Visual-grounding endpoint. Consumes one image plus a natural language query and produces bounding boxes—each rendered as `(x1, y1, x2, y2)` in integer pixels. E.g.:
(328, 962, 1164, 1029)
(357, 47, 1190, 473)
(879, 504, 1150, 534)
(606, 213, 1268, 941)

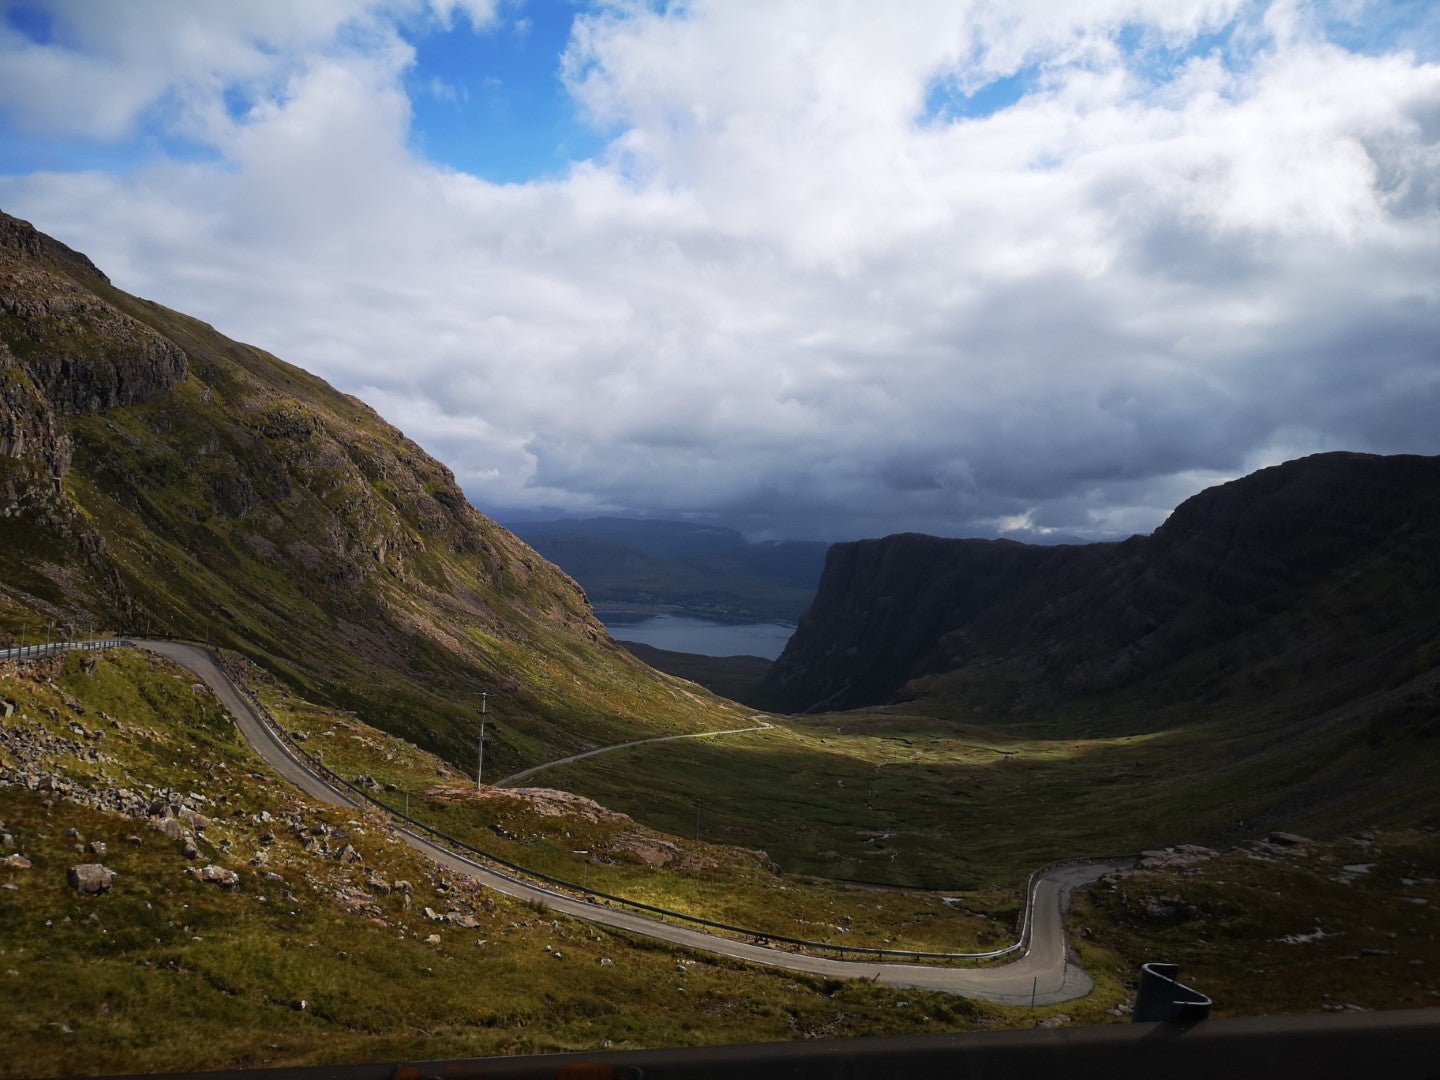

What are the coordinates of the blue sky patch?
(403, 0, 609, 183)
(4, 2, 53, 44)
(1322, 0, 1440, 61)
(923, 69, 1036, 123)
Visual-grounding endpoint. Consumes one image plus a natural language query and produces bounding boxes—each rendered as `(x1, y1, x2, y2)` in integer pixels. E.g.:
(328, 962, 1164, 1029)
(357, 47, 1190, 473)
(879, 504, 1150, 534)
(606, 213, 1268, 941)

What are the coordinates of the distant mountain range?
(506, 517, 828, 623)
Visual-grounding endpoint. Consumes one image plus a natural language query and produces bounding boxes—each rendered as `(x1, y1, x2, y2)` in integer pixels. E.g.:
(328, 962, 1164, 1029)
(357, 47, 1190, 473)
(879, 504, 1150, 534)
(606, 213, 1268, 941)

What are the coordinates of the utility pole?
(477, 693, 491, 790)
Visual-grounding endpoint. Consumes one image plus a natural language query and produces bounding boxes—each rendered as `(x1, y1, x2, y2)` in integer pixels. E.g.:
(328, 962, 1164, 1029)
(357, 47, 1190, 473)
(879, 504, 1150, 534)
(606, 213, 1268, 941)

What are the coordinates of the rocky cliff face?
(758, 453, 1440, 715)
(0, 341, 70, 478)
(0, 246, 187, 414)
(0, 213, 189, 622)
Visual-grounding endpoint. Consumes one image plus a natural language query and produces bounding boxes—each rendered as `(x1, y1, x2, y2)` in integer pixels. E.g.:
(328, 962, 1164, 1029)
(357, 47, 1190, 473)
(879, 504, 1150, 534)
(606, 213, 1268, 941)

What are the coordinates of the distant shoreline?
(594, 603, 798, 629)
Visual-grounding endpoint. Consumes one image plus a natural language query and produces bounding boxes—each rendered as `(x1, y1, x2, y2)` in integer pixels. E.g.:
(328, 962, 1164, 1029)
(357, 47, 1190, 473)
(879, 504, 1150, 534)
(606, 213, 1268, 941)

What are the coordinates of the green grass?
(528, 691, 1440, 893)
(248, 664, 1018, 955)
(1069, 831, 1440, 1016)
(2, 648, 1058, 1077)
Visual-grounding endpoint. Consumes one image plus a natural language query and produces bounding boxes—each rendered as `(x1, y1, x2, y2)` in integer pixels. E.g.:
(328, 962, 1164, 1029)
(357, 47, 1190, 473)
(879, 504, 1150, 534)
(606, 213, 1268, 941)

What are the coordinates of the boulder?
(193, 865, 240, 888)
(151, 817, 185, 841)
(68, 863, 116, 894)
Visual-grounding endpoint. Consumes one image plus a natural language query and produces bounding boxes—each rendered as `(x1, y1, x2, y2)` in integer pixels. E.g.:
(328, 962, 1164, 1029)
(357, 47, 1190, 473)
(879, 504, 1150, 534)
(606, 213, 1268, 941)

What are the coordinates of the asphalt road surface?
(133, 639, 1127, 1004)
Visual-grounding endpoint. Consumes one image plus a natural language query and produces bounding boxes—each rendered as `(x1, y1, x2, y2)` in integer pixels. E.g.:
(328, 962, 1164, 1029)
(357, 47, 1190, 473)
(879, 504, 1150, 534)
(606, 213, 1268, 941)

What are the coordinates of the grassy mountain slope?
(0, 209, 746, 777)
(618, 642, 773, 703)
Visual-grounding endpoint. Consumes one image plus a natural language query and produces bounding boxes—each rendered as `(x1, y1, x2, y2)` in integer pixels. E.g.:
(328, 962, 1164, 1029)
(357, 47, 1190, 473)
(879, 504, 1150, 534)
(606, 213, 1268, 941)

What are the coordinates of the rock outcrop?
(0, 212, 110, 285)
(1, 216, 187, 415)
(68, 863, 116, 894)
(0, 341, 71, 478)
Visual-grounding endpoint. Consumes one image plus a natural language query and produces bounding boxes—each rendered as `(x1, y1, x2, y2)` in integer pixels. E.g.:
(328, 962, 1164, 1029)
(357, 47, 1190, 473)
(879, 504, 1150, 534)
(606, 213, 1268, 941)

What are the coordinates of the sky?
(1, 0, 1438, 542)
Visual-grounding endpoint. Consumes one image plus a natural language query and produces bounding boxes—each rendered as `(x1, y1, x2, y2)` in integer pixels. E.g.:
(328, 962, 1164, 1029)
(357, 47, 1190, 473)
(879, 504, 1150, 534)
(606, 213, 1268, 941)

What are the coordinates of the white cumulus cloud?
(1, 0, 1436, 540)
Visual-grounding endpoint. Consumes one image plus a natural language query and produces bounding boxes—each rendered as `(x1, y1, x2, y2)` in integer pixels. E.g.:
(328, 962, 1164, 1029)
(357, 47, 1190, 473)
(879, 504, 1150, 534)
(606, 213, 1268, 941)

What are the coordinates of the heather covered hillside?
(0, 211, 744, 777)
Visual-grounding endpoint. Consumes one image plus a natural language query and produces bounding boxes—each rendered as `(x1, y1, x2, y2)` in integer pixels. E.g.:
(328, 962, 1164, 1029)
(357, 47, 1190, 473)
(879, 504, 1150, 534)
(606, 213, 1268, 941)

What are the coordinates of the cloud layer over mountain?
(3, 0, 1437, 540)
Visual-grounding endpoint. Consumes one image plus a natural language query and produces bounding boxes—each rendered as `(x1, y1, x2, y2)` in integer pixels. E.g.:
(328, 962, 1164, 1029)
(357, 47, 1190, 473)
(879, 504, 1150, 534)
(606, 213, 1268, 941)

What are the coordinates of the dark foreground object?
(105, 1008, 1440, 1080)
(1132, 961, 1212, 1023)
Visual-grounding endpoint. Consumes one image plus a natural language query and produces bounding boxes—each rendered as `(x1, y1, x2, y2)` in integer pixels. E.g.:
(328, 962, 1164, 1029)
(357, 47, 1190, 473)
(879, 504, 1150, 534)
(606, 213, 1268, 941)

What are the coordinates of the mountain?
(0, 210, 746, 776)
(757, 452, 1440, 720)
(509, 518, 828, 623)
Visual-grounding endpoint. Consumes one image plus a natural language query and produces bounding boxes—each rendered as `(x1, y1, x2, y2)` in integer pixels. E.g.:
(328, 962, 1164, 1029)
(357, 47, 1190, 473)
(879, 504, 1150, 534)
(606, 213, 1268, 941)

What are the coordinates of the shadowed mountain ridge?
(758, 452, 1440, 718)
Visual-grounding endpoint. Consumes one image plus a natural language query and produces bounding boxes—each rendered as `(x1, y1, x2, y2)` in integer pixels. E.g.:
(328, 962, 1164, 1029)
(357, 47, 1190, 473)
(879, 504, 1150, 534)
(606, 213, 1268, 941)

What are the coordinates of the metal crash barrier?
(0, 638, 134, 662)
(1133, 962, 1212, 1023)
(100, 1008, 1440, 1080)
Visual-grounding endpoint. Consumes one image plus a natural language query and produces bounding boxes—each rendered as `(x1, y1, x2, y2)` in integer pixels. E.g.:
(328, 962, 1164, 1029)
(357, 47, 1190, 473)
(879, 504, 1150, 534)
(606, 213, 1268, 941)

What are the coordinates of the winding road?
(120, 641, 1126, 1004)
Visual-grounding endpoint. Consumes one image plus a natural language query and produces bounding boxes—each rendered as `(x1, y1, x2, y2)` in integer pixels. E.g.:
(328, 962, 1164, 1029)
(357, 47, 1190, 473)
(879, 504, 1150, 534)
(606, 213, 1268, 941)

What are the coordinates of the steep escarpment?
(759, 453, 1440, 717)
(0, 216, 186, 419)
(0, 210, 740, 775)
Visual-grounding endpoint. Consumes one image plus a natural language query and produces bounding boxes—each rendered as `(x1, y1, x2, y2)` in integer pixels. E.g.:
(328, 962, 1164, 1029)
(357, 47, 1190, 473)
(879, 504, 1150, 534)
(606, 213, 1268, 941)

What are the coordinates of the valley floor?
(3, 645, 1435, 1077)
